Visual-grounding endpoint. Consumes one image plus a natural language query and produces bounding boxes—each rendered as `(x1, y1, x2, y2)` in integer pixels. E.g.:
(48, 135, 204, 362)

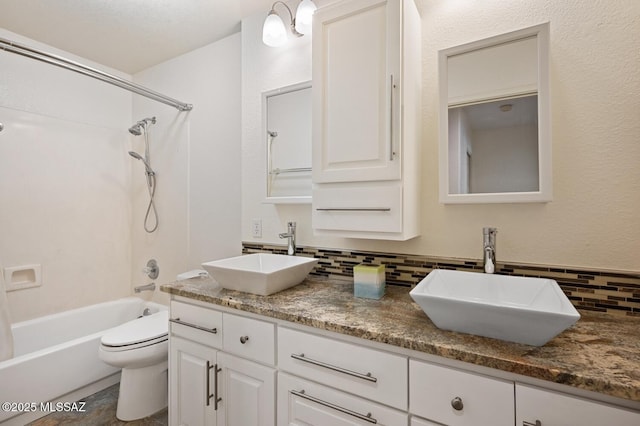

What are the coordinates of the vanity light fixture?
(262, 0, 317, 47)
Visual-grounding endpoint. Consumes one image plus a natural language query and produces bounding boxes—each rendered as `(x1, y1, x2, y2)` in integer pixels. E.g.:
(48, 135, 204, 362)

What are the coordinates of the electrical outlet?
(251, 219, 262, 238)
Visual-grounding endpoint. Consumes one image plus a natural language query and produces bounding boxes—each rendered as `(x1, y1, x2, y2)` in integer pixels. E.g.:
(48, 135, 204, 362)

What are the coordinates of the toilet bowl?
(99, 309, 169, 421)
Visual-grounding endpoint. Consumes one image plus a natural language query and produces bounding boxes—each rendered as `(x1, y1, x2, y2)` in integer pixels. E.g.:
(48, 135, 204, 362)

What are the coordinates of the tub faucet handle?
(142, 259, 159, 279)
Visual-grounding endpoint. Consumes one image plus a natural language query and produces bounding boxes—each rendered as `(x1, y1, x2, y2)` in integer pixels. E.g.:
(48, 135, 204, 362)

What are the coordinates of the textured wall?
(242, 0, 640, 272)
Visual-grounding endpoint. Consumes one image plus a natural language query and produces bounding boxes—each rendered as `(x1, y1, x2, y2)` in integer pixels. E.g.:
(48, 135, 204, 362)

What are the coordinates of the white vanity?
(162, 277, 640, 426)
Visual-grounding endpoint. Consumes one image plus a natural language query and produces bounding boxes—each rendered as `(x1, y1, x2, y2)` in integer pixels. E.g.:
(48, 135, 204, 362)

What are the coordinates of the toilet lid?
(101, 310, 168, 347)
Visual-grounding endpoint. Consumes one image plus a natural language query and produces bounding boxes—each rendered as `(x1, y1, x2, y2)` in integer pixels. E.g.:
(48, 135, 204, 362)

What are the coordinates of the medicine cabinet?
(263, 81, 312, 204)
(438, 23, 552, 204)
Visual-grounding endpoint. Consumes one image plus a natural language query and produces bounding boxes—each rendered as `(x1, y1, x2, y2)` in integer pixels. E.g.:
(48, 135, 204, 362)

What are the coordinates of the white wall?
(242, 0, 640, 273)
(0, 29, 133, 322)
(133, 33, 242, 304)
(241, 7, 316, 245)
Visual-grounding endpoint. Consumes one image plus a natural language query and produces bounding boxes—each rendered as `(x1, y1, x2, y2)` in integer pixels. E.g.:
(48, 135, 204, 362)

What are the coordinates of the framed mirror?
(438, 23, 551, 203)
(262, 81, 312, 204)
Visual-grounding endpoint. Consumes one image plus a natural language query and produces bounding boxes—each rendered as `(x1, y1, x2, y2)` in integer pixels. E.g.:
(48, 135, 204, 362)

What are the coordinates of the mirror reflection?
(448, 95, 539, 194)
(263, 82, 312, 203)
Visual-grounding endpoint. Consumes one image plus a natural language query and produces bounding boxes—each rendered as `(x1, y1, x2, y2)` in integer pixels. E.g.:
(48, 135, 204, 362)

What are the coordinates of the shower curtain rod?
(0, 37, 193, 112)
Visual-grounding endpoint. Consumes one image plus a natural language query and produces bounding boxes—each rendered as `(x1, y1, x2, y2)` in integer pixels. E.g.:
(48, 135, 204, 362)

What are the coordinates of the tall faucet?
(483, 227, 497, 274)
(279, 221, 297, 255)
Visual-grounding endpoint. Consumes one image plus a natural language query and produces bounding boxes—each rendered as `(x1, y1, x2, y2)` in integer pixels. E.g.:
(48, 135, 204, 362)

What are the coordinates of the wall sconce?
(262, 0, 317, 47)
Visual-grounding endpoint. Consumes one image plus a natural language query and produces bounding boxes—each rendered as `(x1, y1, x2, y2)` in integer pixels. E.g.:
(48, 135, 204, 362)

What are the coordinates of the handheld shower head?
(128, 151, 154, 174)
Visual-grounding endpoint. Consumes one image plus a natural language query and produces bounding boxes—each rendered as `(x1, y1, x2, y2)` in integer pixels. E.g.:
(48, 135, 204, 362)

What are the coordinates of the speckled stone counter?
(161, 276, 640, 404)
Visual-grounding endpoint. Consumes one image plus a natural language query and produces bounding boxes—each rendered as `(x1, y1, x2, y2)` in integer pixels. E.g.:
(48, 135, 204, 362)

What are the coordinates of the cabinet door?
(410, 359, 514, 426)
(217, 352, 276, 426)
(516, 384, 640, 426)
(312, 0, 402, 183)
(169, 336, 218, 426)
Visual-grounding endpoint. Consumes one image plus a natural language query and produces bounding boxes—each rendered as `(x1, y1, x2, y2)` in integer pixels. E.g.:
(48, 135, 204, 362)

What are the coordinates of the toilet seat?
(101, 310, 168, 352)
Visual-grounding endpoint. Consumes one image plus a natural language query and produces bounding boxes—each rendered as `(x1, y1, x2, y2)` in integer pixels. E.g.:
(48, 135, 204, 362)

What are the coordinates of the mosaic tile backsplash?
(242, 242, 640, 317)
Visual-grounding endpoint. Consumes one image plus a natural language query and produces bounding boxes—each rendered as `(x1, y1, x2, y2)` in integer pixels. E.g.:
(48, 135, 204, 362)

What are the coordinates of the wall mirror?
(438, 23, 551, 204)
(262, 81, 312, 204)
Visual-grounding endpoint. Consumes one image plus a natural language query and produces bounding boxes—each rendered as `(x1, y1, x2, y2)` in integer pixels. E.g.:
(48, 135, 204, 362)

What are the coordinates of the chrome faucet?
(483, 227, 497, 274)
(279, 221, 297, 255)
(134, 283, 156, 293)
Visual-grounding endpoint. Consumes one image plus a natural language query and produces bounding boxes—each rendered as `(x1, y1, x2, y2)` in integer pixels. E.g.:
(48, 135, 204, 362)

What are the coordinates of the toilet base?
(115, 360, 168, 421)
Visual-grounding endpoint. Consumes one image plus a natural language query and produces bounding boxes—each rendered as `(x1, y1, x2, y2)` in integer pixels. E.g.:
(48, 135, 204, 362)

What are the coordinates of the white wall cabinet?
(516, 383, 640, 426)
(311, 0, 421, 240)
(168, 297, 639, 426)
(168, 301, 276, 426)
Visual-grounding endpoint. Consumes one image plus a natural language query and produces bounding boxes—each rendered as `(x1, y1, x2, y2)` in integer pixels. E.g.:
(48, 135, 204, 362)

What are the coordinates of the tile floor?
(28, 384, 168, 426)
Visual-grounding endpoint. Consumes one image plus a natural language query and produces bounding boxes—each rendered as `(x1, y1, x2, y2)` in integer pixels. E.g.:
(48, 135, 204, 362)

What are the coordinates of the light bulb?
(262, 11, 287, 47)
(295, 0, 317, 35)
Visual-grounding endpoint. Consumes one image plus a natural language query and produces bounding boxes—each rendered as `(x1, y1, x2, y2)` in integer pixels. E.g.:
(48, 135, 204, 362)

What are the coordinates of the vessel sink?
(409, 269, 580, 346)
(202, 253, 318, 296)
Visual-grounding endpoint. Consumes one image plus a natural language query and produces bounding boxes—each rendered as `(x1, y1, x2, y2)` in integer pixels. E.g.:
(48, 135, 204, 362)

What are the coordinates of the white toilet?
(99, 309, 169, 421)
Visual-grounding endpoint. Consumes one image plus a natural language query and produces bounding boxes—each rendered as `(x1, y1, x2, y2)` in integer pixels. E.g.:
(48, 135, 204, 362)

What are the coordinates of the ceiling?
(0, 0, 276, 74)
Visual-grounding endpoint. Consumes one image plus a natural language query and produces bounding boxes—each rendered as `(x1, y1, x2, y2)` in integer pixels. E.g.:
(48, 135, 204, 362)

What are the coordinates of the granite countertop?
(161, 276, 640, 404)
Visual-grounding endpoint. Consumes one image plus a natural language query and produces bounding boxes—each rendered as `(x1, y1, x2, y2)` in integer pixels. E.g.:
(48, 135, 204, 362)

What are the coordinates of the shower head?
(128, 116, 157, 136)
(128, 151, 154, 174)
(128, 124, 143, 136)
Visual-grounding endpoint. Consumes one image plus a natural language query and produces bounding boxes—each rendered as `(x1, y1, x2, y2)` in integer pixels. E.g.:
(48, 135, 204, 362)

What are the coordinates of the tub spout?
(134, 283, 156, 293)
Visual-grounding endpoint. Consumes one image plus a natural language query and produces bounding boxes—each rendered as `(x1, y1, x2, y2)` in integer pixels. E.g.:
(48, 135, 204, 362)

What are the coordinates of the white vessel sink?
(202, 253, 318, 296)
(409, 269, 580, 346)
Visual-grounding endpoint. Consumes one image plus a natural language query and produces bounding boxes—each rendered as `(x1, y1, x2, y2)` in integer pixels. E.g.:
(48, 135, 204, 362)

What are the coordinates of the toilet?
(99, 309, 169, 421)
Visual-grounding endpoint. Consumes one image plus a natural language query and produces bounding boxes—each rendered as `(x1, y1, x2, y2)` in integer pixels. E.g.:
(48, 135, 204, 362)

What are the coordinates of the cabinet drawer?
(223, 313, 275, 365)
(278, 372, 407, 426)
(169, 301, 222, 349)
(278, 327, 408, 410)
(516, 383, 640, 426)
(312, 182, 402, 233)
(410, 359, 514, 426)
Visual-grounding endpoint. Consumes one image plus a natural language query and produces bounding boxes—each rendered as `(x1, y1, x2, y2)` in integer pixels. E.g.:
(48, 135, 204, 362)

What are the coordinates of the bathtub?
(0, 297, 167, 424)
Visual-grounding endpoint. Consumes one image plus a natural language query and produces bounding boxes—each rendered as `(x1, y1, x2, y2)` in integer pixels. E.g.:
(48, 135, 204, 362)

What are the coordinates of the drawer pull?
(316, 208, 391, 212)
(523, 421, 542, 426)
(170, 317, 217, 334)
(291, 353, 378, 383)
(240, 335, 250, 344)
(291, 389, 377, 424)
(451, 396, 464, 411)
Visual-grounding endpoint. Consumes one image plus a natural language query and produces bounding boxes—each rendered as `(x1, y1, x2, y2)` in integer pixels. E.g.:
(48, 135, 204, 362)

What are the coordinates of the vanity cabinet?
(167, 295, 640, 426)
(168, 301, 276, 426)
(311, 0, 421, 240)
(516, 383, 640, 426)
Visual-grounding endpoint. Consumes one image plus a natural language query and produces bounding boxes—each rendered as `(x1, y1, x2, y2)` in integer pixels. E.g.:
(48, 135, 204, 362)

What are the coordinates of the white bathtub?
(0, 297, 167, 424)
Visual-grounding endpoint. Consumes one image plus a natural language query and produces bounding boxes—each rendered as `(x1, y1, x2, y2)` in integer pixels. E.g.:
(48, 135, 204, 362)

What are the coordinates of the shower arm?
(0, 37, 193, 112)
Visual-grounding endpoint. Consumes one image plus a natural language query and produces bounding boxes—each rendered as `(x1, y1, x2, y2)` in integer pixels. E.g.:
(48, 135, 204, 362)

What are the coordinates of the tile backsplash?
(243, 242, 640, 317)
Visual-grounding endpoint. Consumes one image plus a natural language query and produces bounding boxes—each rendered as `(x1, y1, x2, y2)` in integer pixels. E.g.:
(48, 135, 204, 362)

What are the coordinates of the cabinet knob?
(451, 396, 464, 411)
(240, 335, 249, 344)
(523, 421, 542, 426)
